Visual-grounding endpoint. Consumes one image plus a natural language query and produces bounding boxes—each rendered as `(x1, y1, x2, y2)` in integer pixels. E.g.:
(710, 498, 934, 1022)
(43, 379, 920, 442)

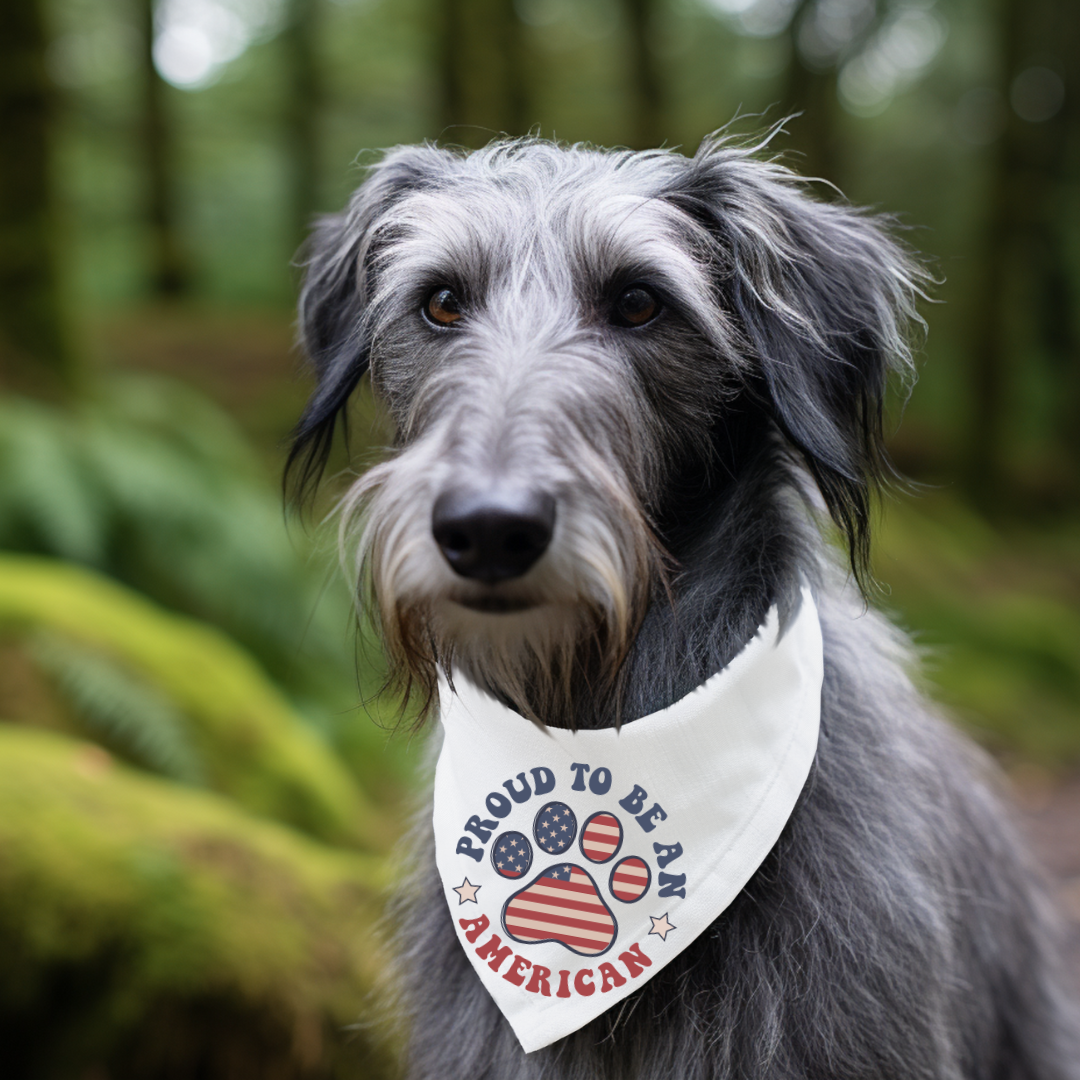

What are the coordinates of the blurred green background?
(0, 0, 1077, 1075)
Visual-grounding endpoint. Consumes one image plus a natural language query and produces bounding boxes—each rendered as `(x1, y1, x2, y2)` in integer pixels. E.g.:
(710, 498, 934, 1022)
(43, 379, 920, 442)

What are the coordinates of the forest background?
(0, 0, 1078, 1076)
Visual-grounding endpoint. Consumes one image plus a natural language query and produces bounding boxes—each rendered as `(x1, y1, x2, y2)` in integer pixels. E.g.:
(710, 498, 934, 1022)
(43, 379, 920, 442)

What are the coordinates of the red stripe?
(508, 891, 610, 918)
(506, 891, 613, 921)
(524, 888, 609, 916)
(612, 870, 647, 884)
(504, 907, 614, 937)
(504, 922, 613, 952)
(587, 815, 618, 830)
(539, 876, 598, 896)
(583, 836, 617, 851)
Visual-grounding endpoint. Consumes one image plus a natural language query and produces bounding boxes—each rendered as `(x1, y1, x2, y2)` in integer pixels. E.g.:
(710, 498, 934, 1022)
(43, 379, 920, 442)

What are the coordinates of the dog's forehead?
(380, 150, 705, 284)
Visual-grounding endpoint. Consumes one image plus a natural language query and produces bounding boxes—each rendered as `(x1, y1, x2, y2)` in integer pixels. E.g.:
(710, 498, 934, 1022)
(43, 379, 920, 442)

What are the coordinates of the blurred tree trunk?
(497, 0, 528, 137)
(1036, 2, 1080, 494)
(0, 0, 73, 397)
(780, 0, 842, 189)
(965, 0, 1021, 512)
(624, 0, 664, 149)
(137, 0, 190, 297)
(437, 0, 529, 146)
(284, 0, 321, 253)
(963, 0, 1080, 511)
(780, 51, 840, 189)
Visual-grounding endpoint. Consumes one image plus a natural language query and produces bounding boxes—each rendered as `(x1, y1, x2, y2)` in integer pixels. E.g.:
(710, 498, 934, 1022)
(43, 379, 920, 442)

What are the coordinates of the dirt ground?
(1017, 775, 1080, 978)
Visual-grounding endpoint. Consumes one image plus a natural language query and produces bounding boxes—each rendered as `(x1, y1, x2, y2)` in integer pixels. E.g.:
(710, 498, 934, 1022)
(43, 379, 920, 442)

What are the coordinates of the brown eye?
(426, 288, 463, 326)
(613, 286, 659, 327)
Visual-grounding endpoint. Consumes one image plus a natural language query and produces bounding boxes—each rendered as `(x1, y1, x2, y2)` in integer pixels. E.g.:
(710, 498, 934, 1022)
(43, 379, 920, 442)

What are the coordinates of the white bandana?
(432, 588, 822, 1053)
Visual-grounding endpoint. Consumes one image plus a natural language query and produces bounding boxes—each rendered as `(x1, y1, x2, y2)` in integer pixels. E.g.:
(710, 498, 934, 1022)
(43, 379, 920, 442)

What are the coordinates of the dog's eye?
(425, 288, 463, 327)
(613, 287, 659, 327)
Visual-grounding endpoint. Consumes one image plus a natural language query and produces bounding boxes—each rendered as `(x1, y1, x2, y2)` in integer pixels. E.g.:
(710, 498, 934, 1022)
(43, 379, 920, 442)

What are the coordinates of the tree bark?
(283, 0, 321, 253)
(965, 0, 1022, 511)
(780, 0, 841, 189)
(0, 0, 72, 397)
(437, 0, 529, 147)
(624, 0, 664, 150)
(1036, 0, 1080, 492)
(137, 0, 190, 297)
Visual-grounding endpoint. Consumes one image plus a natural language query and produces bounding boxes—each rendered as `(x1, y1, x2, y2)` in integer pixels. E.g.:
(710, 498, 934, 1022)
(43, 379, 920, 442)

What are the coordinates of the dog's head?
(288, 134, 925, 725)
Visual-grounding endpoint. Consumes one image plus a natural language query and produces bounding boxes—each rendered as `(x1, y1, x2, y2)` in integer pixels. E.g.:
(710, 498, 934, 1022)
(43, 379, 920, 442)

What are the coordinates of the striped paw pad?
(491, 831, 532, 879)
(579, 811, 623, 863)
(533, 801, 577, 855)
(609, 856, 651, 902)
(503, 863, 617, 956)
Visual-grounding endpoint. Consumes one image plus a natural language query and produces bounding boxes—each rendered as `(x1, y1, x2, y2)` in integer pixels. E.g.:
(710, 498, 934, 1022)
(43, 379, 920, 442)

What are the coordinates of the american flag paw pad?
(502, 863, 618, 955)
(610, 856, 651, 902)
(579, 811, 623, 863)
(491, 831, 533, 879)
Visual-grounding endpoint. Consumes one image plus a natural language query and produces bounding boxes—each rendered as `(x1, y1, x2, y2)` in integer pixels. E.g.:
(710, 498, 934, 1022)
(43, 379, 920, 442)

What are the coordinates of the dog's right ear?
(286, 145, 448, 504)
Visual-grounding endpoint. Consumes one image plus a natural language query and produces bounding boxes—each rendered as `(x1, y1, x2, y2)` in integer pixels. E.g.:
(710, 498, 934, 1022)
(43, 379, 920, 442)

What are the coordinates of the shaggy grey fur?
(289, 133, 1080, 1079)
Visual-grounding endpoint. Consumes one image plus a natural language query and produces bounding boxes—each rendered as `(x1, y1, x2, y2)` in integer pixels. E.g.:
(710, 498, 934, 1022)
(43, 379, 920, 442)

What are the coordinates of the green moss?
(0, 555, 390, 848)
(0, 725, 397, 1079)
(874, 494, 1080, 767)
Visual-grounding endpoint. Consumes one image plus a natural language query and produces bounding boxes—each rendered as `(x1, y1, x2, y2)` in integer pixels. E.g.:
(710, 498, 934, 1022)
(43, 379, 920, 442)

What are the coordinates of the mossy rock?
(0, 555, 389, 848)
(0, 725, 398, 1079)
(873, 495, 1080, 766)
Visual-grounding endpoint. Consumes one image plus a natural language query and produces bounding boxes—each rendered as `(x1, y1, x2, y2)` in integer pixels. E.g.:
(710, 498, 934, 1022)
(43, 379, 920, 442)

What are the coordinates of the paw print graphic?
(493, 803, 652, 956)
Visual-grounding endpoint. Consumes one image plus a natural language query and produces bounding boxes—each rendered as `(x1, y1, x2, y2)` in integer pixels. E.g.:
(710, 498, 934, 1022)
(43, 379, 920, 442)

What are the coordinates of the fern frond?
(29, 631, 205, 785)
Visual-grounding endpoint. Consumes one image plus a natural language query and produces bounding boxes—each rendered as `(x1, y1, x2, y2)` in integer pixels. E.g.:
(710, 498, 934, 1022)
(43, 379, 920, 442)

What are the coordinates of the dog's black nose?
(432, 488, 556, 583)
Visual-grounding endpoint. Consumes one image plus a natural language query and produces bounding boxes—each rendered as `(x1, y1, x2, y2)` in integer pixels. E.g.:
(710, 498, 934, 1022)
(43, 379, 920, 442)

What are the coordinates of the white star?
(453, 878, 481, 905)
(648, 913, 676, 941)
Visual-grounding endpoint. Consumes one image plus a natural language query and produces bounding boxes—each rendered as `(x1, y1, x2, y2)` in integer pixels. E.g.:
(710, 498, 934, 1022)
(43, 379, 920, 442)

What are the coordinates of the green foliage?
(0, 724, 396, 1079)
(0, 553, 389, 848)
(0, 374, 408, 786)
(30, 630, 206, 784)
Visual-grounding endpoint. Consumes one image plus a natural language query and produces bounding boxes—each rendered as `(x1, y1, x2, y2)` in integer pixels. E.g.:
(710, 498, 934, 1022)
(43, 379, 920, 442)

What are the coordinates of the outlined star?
(453, 877, 481, 905)
(648, 913, 676, 941)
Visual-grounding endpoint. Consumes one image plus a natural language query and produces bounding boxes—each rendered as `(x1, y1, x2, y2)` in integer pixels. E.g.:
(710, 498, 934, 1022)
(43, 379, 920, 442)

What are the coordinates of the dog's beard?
(340, 447, 663, 730)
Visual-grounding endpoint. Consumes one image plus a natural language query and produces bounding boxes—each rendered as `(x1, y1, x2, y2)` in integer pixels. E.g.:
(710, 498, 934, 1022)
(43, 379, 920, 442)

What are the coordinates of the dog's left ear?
(286, 144, 451, 503)
(673, 139, 927, 587)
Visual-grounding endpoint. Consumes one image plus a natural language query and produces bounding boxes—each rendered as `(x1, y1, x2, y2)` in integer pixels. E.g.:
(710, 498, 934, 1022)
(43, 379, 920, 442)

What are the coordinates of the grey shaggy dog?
(288, 133, 1080, 1079)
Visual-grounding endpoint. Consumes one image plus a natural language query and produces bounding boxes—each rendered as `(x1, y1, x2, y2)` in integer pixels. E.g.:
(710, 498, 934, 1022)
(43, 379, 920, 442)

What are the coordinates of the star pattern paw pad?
(492, 831, 532, 879)
(533, 802, 577, 854)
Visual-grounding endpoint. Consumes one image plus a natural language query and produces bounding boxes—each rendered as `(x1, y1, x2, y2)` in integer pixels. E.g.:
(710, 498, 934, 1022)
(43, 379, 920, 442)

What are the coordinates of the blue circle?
(533, 801, 578, 855)
(491, 832, 532, 879)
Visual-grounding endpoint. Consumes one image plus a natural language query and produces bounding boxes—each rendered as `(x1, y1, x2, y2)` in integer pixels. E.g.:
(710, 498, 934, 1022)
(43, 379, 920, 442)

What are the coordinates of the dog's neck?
(555, 410, 815, 730)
